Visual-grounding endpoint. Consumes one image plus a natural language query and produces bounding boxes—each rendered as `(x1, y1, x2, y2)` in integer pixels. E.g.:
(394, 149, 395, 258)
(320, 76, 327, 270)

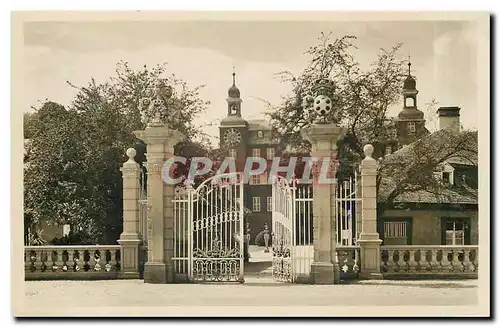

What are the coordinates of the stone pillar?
(301, 123, 345, 284)
(357, 144, 383, 279)
(118, 148, 142, 279)
(134, 122, 184, 283)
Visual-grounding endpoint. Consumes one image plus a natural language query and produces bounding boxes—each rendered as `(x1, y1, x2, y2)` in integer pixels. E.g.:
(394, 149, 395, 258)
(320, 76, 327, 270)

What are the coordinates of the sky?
(23, 20, 479, 144)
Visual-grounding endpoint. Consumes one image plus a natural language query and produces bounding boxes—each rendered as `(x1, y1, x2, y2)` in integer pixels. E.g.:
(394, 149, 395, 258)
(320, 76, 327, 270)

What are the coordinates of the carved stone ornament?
(121, 148, 140, 177)
(139, 80, 175, 127)
(301, 78, 339, 124)
(363, 144, 374, 159)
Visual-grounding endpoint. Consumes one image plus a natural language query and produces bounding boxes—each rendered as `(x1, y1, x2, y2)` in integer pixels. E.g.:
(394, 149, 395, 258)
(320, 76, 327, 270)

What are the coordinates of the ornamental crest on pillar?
(139, 80, 175, 127)
(301, 77, 339, 124)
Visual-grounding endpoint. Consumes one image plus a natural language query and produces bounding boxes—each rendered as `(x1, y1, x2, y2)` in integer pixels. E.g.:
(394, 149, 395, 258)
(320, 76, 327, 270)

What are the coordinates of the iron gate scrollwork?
(189, 173, 245, 283)
(272, 175, 296, 283)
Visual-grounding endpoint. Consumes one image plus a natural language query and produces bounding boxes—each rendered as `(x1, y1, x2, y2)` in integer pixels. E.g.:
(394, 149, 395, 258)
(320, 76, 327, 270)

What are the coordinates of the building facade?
(377, 64, 478, 246)
(218, 72, 279, 244)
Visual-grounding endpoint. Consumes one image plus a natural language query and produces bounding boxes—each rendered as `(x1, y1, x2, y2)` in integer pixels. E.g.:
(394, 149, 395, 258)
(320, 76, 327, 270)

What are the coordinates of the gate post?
(357, 144, 383, 279)
(134, 121, 184, 284)
(118, 148, 142, 279)
(301, 123, 345, 284)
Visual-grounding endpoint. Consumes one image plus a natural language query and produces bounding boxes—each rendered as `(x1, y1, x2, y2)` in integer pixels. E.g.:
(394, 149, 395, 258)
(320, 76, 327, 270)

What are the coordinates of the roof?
(247, 119, 272, 131)
(220, 115, 247, 127)
(403, 74, 416, 90)
(388, 188, 477, 205)
(378, 128, 478, 205)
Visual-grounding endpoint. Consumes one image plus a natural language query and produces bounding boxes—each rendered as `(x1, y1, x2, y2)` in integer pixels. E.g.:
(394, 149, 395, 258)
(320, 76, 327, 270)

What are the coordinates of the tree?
(24, 62, 210, 244)
(377, 128, 478, 213)
(267, 32, 407, 181)
(24, 102, 94, 240)
(267, 32, 478, 211)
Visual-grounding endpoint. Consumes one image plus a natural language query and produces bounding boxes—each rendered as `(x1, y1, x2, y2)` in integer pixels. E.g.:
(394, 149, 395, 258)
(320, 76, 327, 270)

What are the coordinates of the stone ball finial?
(363, 144, 374, 159)
(126, 148, 137, 161)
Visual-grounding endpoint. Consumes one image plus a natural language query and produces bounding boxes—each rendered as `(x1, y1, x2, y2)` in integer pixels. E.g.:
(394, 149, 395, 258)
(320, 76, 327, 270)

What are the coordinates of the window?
(267, 148, 275, 160)
(442, 219, 470, 245)
(252, 197, 261, 212)
(405, 97, 415, 107)
(408, 122, 416, 133)
(384, 221, 407, 239)
(442, 172, 451, 184)
(228, 149, 237, 158)
(252, 148, 261, 157)
(251, 174, 261, 185)
(257, 131, 263, 138)
(267, 197, 272, 212)
(385, 145, 392, 156)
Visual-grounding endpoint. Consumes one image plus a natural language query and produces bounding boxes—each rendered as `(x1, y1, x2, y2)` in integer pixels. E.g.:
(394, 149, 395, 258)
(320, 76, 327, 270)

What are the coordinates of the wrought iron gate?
(271, 175, 296, 283)
(173, 173, 245, 283)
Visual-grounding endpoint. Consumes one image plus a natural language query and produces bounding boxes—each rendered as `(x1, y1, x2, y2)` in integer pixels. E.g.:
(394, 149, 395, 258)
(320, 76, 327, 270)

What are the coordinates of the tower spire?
(232, 66, 236, 86)
(407, 55, 412, 76)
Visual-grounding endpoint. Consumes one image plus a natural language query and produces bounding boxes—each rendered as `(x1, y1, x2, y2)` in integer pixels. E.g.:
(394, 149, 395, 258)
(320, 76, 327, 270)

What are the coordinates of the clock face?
(224, 128, 242, 147)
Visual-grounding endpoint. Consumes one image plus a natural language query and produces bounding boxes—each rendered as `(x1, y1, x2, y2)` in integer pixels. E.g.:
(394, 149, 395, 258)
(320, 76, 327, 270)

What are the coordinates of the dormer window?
(442, 172, 450, 183)
(408, 122, 416, 133)
(442, 171, 454, 185)
(257, 131, 263, 138)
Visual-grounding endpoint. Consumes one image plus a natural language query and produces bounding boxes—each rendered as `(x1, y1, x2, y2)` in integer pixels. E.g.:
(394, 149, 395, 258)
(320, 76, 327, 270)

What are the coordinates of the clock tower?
(219, 70, 248, 172)
(396, 59, 428, 148)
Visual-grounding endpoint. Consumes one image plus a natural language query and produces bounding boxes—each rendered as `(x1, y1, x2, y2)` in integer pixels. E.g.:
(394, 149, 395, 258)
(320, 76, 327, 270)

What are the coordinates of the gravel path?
(22, 278, 478, 309)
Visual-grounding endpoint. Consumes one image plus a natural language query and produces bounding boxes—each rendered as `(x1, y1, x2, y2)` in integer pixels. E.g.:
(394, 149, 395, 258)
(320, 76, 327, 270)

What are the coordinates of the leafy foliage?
(267, 33, 407, 181)
(24, 62, 209, 244)
(378, 128, 478, 209)
(268, 32, 478, 209)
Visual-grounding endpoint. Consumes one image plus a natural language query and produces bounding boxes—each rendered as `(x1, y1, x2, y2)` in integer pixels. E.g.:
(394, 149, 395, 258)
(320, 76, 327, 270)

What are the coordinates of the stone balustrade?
(25, 245, 121, 280)
(381, 245, 478, 279)
(337, 246, 360, 280)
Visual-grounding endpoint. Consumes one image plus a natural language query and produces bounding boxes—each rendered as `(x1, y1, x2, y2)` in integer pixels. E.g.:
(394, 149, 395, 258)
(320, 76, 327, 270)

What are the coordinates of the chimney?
(437, 107, 461, 133)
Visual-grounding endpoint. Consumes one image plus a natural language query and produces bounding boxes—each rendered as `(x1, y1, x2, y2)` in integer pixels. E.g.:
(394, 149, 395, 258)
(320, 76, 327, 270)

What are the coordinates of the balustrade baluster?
(472, 249, 478, 272)
(104, 250, 112, 272)
(61, 250, 69, 272)
(462, 249, 473, 272)
(115, 249, 122, 271)
(407, 250, 418, 273)
(71, 250, 80, 272)
(386, 250, 397, 272)
(93, 250, 102, 272)
(40, 250, 48, 272)
(345, 249, 353, 274)
(52, 249, 64, 272)
(83, 250, 91, 271)
(33, 250, 39, 272)
(25, 250, 31, 271)
(451, 250, 463, 272)
(401, 250, 410, 272)
(380, 249, 388, 273)
(352, 248, 360, 273)
(440, 250, 452, 273)
(429, 249, 440, 273)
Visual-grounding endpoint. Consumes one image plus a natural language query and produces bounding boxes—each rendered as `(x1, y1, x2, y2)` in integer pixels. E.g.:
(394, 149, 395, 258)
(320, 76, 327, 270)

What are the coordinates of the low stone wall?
(25, 245, 121, 280)
(380, 245, 478, 279)
(24, 244, 478, 281)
